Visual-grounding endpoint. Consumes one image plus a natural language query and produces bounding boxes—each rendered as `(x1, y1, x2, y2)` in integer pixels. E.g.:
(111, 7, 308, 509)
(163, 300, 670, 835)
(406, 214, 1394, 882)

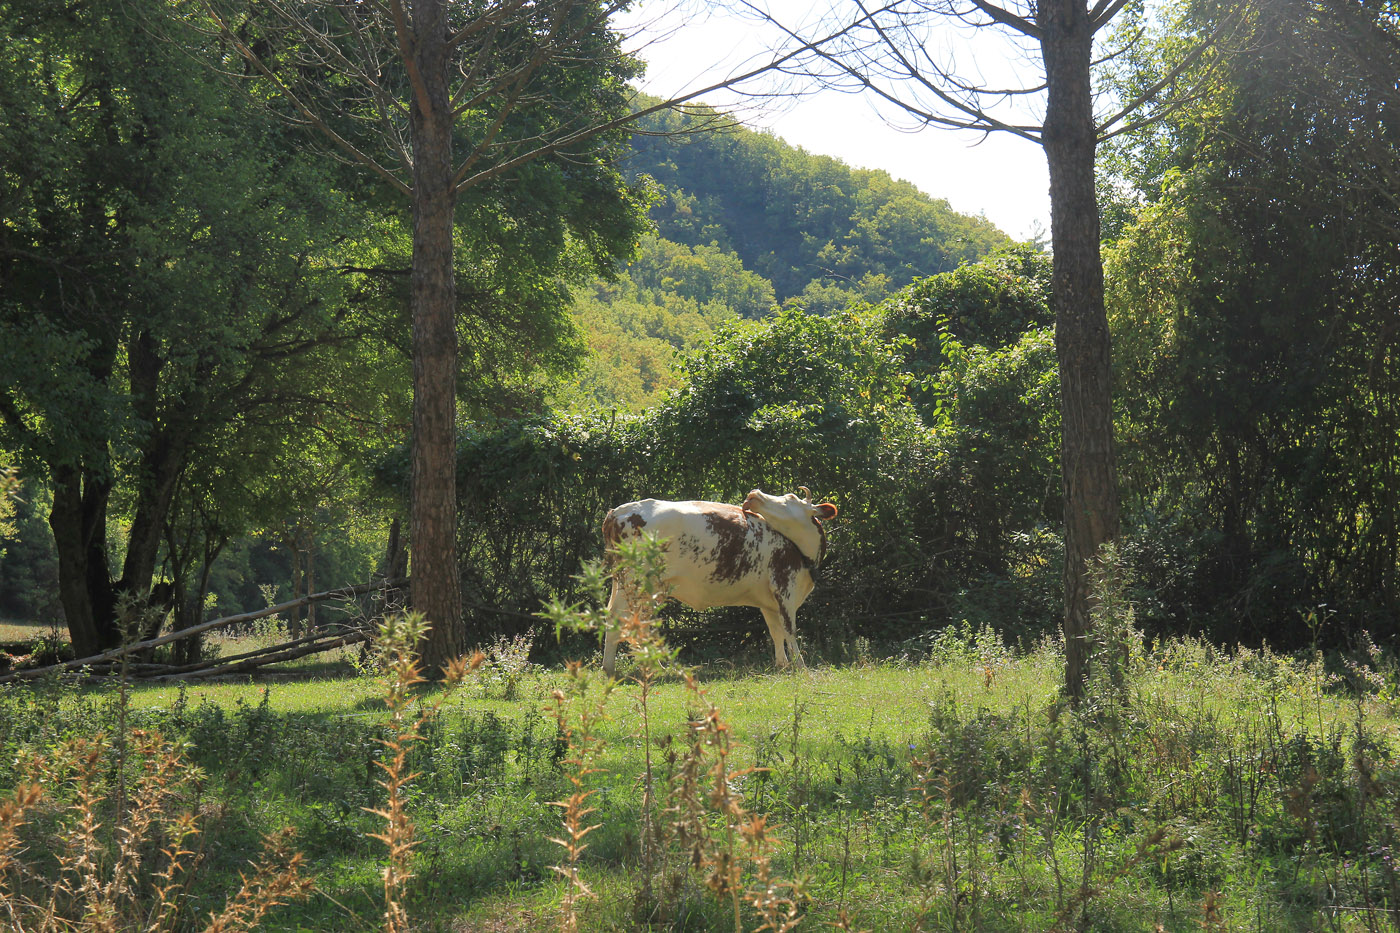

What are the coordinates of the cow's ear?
(816, 503, 838, 521)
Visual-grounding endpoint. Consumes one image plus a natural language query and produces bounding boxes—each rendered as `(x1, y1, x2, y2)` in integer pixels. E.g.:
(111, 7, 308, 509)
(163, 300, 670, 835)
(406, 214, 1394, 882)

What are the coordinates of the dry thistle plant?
(542, 534, 807, 933)
(1198, 888, 1226, 931)
(546, 661, 616, 933)
(670, 672, 805, 933)
(202, 828, 314, 933)
(829, 909, 872, 932)
(367, 611, 482, 933)
(595, 534, 678, 916)
(0, 729, 310, 933)
(907, 749, 961, 931)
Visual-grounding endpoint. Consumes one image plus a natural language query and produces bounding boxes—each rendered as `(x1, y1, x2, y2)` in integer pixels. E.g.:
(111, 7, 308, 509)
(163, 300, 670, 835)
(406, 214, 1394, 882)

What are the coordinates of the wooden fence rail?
(0, 577, 407, 685)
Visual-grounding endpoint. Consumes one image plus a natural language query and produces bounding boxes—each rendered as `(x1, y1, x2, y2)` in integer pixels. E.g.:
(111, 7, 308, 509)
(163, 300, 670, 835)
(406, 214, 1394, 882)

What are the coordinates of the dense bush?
(450, 281, 1064, 655)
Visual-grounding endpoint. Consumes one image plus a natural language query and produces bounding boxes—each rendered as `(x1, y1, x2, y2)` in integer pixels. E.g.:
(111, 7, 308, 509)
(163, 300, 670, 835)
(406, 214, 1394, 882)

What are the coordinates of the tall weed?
(542, 532, 807, 932)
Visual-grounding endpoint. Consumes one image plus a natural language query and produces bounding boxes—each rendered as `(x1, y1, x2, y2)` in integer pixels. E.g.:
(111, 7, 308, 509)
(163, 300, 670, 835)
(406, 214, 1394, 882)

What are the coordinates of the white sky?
(615, 2, 1052, 242)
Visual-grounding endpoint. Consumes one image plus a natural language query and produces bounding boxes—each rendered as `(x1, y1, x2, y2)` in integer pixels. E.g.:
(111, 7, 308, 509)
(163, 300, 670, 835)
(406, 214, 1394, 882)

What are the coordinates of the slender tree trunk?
(118, 330, 173, 611)
(118, 440, 185, 621)
(384, 517, 408, 580)
(409, 0, 464, 671)
(286, 527, 305, 638)
(174, 535, 224, 666)
(305, 532, 317, 631)
(1041, 0, 1120, 702)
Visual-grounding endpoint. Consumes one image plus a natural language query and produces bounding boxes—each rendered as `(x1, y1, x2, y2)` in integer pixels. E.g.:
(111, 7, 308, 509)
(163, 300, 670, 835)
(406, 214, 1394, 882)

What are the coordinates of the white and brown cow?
(600, 487, 838, 674)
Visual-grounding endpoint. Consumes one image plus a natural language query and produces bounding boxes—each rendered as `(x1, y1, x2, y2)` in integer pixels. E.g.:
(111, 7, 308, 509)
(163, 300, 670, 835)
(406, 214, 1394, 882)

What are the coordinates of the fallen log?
(147, 630, 369, 682)
(0, 577, 405, 685)
(57, 629, 368, 681)
(151, 626, 366, 676)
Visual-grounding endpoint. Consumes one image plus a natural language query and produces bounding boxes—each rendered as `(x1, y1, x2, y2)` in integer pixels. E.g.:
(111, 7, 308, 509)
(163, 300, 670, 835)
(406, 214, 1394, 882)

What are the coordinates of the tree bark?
(1041, 0, 1120, 701)
(408, 0, 465, 672)
(305, 531, 317, 632)
(48, 463, 117, 657)
(286, 526, 305, 638)
(118, 441, 185, 630)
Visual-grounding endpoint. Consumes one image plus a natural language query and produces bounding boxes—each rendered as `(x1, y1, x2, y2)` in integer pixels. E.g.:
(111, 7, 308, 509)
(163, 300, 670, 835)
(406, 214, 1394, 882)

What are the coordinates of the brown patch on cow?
(704, 508, 757, 583)
(602, 511, 623, 549)
(769, 539, 808, 599)
(603, 510, 647, 548)
(603, 510, 649, 573)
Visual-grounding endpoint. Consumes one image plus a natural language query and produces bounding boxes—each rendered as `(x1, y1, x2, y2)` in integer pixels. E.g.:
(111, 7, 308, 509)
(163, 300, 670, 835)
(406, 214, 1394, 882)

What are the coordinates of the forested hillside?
(564, 103, 1012, 409)
(627, 103, 1008, 301)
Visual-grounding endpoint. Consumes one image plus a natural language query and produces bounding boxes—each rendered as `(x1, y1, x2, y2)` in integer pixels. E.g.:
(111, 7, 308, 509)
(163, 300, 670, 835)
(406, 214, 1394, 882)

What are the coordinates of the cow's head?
(742, 487, 838, 565)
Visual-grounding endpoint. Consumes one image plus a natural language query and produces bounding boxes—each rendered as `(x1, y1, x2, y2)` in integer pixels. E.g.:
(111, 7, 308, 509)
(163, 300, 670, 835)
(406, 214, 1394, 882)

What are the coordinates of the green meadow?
(3, 621, 1397, 933)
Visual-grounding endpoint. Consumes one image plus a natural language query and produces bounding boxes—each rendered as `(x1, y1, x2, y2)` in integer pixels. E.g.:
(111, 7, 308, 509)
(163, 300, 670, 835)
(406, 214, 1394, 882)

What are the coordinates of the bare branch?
(967, 0, 1042, 39)
(758, 0, 1045, 141)
(452, 2, 899, 191)
(388, 0, 434, 122)
(203, 2, 411, 196)
(1095, 9, 1233, 139)
(447, 0, 529, 48)
(450, 1, 592, 186)
(1088, 0, 1134, 34)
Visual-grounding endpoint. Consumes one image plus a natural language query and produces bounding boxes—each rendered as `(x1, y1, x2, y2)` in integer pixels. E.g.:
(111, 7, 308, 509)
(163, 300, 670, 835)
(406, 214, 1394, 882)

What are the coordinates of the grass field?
(0, 617, 64, 646)
(1, 615, 1397, 932)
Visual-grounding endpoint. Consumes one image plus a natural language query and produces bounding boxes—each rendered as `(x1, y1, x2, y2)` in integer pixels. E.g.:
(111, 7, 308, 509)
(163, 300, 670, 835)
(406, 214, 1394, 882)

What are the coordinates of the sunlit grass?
(2, 625, 1396, 931)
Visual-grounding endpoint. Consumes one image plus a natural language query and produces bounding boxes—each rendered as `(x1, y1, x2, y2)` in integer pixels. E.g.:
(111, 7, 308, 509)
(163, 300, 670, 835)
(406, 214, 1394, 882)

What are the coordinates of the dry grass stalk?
(670, 672, 805, 933)
(544, 537, 807, 932)
(829, 909, 871, 932)
(200, 828, 313, 933)
(547, 660, 615, 933)
(602, 535, 676, 917)
(0, 729, 311, 932)
(1197, 889, 1225, 931)
(366, 611, 480, 933)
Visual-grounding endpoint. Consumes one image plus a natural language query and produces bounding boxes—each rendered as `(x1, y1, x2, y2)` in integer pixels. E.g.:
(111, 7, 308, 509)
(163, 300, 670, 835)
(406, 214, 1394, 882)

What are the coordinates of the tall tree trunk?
(49, 463, 117, 656)
(409, 0, 464, 672)
(1041, 0, 1120, 702)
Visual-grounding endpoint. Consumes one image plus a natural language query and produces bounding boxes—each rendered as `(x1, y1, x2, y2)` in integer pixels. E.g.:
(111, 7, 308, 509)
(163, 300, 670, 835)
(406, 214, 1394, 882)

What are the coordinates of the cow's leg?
(603, 576, 627, 676)
(786, 631, 806, 670)
(760, 607, 791, 669)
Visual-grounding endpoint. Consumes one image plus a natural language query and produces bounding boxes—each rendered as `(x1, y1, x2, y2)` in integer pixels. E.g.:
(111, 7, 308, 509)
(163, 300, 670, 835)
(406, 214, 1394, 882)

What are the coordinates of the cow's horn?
(798, 485, 811, 503)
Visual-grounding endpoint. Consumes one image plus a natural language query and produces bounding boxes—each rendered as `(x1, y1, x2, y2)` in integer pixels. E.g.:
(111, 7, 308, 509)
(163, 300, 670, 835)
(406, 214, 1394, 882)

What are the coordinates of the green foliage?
(628, 103, 1011, 301)
(882, 245, 1053, 422)
(653, 306, 918, 497)
(443, 411, 658, 642)
(563, 235, 777, 410)
(0, 463, 18, 561)
(885, 245, 1051, 357)
(0, 0, 414, 651)
(1101, 0, 1400, 644)
(626, 235, 778, 320)
(433, 291, 1065, 651)
(0, 478, 60, 624)
(0, 0, 655, 645)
